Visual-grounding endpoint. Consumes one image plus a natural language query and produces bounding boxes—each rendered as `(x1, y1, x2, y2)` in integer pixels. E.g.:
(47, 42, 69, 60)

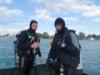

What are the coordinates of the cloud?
(34, 9, 54, 21)
(64, 17, 79, 22)
(4, 0, 12, 4)
(93, 18, 100, 22)
(0, 0, 12, 4)
(67, 25, 96, 35)
(0, 6, 23, 16)
(29, 0, 42, 3)
(32, 8, 79, 22)
(0, 28, 19, 35)
(72, 5, 100, 17)
(30, 0, 100, 17)
(0, 18, 12, 25)
(68, 25, 82, 30)
(0, 22, 28, 35)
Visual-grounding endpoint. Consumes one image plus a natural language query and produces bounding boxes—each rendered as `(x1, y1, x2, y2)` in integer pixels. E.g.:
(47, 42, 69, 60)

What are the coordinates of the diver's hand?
(31, 42, 39, 49)
(40, 57, 43, 64)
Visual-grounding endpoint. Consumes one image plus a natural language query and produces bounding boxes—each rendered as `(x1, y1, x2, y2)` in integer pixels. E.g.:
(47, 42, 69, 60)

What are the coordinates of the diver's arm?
(36, 47, 44, 64)
(37, 47, 42, 57)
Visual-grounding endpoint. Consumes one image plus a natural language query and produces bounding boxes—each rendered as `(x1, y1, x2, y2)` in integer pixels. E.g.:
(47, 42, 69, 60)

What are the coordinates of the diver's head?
(55, 18, 65, 32)
(30, 20, 38, 32)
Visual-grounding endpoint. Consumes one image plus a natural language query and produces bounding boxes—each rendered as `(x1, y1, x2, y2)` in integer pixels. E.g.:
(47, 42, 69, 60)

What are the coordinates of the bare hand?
(31, 42, 39, 49)
(40, 57, 43, 64)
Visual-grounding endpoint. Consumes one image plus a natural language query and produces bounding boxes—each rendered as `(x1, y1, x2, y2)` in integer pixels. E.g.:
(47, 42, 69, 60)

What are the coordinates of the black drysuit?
(47, 28, 80, 75)
(17, 28, 41, 75)
(47, 18, 80, 75)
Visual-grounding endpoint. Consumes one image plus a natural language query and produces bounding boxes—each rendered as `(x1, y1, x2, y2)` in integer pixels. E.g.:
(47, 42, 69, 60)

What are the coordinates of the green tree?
(96, 35, 100, 40)
(78, 32, 85, 39)
(87, 34, 92, 38)
(92, 34, 96, 38)
(42, 32, 49, 39)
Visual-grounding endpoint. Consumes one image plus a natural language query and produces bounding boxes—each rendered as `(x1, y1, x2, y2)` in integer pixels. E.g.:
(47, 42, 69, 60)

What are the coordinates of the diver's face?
(31, 23, 38, 31)
(55, 24, 63, 32)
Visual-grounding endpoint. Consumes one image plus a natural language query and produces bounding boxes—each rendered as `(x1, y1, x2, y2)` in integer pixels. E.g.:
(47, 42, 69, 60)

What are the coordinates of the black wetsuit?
(47, 18, 80, 75)
(17, 28, 41, 75)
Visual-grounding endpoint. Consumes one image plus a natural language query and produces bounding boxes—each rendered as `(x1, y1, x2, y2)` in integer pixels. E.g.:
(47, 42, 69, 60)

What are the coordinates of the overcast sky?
(0, 0, 100, 35)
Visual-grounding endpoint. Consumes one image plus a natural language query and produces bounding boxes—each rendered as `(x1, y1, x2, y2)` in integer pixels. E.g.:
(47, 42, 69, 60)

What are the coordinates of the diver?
(15, 20, 43, 75)
(47, 18, 80, 75)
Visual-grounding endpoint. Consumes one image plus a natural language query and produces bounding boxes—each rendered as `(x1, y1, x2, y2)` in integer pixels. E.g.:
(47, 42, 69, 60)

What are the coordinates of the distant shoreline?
(0, 36, 100, 41)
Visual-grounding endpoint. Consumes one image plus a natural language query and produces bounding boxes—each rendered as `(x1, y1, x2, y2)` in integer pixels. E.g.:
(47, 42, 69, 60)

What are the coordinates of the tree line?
(0, 32, 100, 40)
(78, 32, 100, 40)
